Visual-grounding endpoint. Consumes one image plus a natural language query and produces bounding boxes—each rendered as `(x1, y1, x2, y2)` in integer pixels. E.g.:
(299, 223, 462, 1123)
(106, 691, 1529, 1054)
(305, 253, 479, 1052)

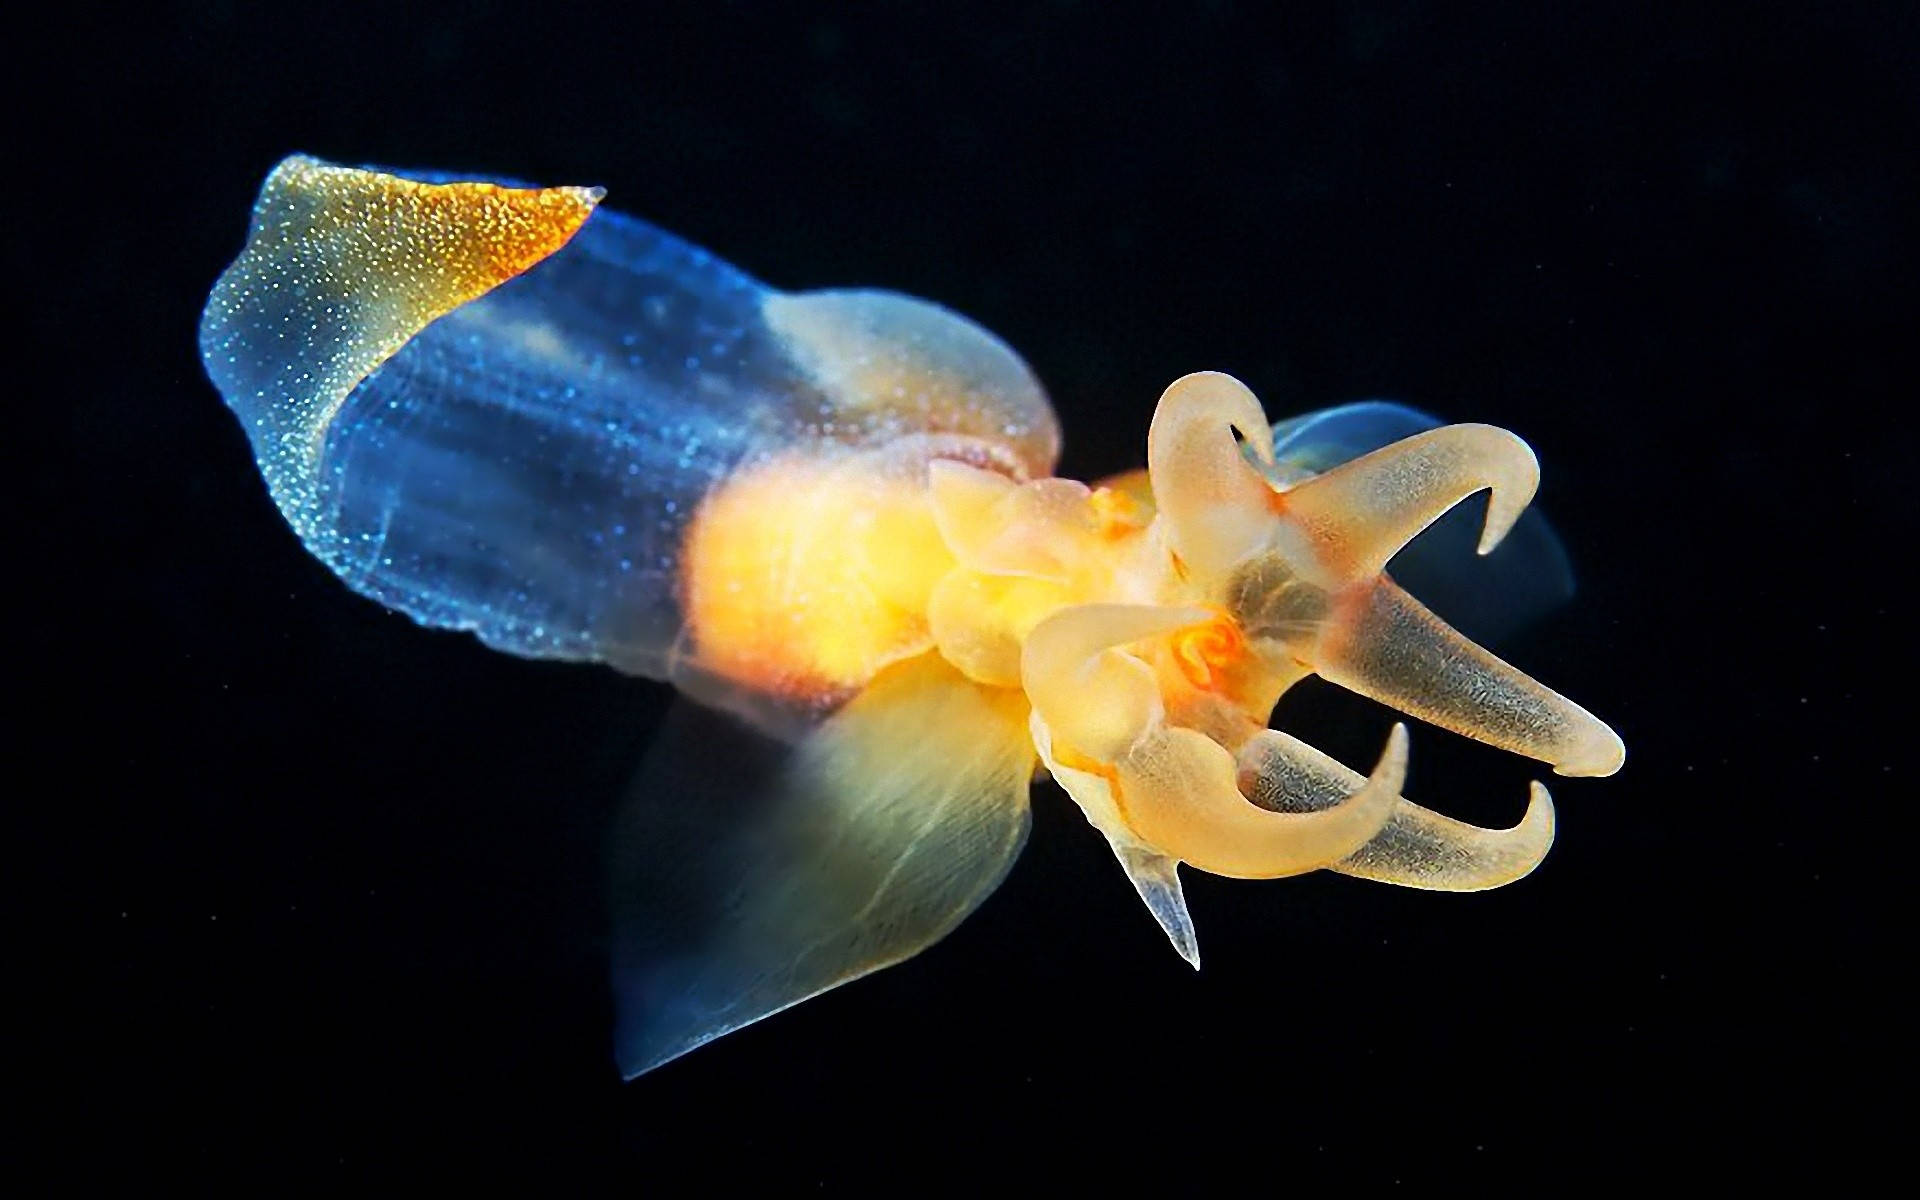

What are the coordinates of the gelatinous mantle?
(202, 158, 1622, 1079)
(201, 157, 1056, 688)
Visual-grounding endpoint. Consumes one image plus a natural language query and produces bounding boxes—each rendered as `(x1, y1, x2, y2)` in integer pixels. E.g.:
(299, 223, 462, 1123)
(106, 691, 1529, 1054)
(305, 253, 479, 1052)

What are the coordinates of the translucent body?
(203, 158, 1624, 1077)
(201, 157, 1056, 713)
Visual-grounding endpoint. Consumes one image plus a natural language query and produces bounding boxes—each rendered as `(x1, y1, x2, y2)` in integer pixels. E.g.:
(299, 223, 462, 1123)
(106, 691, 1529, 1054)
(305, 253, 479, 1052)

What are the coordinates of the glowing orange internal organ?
(1172, 614, 1248, 692)
(682, 455, 958, 699)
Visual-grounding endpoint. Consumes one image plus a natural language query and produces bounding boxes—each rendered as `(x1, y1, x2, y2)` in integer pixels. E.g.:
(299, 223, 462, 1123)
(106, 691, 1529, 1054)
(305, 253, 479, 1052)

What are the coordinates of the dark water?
(38, 1, 1909, 1184)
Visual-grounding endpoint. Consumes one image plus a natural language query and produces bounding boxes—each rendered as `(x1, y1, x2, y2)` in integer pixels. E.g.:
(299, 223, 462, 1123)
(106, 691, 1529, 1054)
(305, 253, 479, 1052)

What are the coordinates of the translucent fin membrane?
(199, 156, 603, 548)
(610, 653, 1034, 1077)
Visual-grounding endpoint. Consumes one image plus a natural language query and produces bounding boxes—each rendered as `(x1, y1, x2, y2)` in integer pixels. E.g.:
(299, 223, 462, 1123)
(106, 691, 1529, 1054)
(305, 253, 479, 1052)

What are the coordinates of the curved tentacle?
(1146, 372, 1278, 576)
(1021, 602, 1210, 762)
(1279, 422, 1539, 579)
(1239, 727, 1556, 890)
(1315, 577, 1625, 777)
(1117, 723, 1405, 879)
(1023, 602, 1402, 880)
(1264, 400, 1576, 648)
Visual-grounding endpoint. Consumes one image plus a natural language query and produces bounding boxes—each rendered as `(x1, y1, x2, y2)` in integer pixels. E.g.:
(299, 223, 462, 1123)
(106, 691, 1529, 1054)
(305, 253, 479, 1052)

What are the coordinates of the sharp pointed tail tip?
(1160, 922, 1202, 970)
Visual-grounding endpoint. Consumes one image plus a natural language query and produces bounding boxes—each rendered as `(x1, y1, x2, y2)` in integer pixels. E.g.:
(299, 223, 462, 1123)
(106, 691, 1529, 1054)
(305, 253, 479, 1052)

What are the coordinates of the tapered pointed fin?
(609, 653, 1035, 1077)
(1266, 402, 1573, 647)
(1030, 715, 1203, 966)
(1112, 845, 1200, 969)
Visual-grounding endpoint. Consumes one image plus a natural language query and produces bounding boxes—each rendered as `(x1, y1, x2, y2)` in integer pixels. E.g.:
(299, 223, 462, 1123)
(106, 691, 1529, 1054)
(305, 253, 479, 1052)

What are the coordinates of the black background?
(36, 0, 1910, 1185)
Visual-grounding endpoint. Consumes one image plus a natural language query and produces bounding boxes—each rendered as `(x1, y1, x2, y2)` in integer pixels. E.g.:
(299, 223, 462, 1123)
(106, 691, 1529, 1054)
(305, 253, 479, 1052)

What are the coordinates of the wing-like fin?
(1268, 402, 1574, 646)
(1268, 400, 1444, 485)
(609, 653, 1035, 1077)
(199, 155, 601, 557)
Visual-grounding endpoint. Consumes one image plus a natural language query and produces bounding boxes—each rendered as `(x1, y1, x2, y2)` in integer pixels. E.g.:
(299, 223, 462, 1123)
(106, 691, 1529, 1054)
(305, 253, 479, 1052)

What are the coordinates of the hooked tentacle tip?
(1473, 426, 1541, 556)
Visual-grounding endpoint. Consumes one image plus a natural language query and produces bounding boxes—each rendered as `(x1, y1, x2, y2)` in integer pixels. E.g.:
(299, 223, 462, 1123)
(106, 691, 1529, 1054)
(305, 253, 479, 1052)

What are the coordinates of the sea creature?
(201, 156, 1624, 1076)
